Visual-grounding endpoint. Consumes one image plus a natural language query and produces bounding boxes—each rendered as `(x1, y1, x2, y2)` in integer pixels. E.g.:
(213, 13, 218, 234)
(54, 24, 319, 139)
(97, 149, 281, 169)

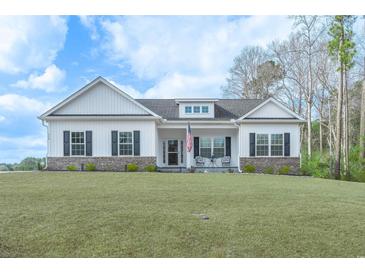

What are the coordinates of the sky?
(0, 15, 296, 163)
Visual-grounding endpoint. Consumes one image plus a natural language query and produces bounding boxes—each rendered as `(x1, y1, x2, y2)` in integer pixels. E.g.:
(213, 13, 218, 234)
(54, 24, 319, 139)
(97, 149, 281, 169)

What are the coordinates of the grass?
(0, 172, 365, 258)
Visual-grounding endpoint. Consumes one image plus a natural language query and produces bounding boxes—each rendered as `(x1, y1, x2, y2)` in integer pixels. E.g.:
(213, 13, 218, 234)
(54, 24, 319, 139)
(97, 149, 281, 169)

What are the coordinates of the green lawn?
(0, 172, 364, 258)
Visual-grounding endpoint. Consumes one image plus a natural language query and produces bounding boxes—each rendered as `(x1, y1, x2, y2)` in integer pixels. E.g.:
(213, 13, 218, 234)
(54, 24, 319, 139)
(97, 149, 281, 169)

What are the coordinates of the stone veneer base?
(240, 157, 300, 175)
(47, 156, 156, 171)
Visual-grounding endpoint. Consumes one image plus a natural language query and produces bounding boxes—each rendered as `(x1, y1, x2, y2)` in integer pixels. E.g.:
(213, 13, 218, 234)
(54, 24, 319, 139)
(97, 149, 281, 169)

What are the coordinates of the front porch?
(156, 122, 239, 171)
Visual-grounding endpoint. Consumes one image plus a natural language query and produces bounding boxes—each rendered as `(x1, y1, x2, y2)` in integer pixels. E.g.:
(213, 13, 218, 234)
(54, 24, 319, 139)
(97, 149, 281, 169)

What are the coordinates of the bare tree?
(222, 46, 282, 99)
(292, 16, 326, 158)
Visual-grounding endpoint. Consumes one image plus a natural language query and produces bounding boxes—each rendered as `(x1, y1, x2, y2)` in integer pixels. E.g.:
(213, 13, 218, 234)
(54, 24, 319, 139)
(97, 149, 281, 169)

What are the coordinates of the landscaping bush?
(278, 165, 291, 175)
(144, 165, 157, 172)
(66, 165, 78, 171)
(263, 166, 274, 174)
(127, 163, 139, 172)
(85, 163, 96, 171)
(243, 164, 256, 173)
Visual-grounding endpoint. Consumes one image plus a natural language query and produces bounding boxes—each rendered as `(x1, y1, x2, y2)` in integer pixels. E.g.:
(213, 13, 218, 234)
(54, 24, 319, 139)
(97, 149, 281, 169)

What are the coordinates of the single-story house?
(39, 76, 305, 173)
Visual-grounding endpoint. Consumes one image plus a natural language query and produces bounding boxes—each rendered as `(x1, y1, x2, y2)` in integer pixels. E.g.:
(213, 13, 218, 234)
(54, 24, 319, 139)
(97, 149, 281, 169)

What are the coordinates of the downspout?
(41, 120, 48, 170)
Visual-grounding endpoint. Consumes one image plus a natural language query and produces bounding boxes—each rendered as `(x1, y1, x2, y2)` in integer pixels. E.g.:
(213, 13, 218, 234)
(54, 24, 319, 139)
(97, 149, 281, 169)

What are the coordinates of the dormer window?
(185, 106, 192, 113)
(193, 106, 200, 113)
(202, 106, 209, 113)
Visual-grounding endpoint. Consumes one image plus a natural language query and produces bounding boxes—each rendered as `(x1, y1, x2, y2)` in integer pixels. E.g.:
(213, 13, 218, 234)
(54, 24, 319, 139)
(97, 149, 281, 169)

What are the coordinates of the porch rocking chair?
(195, 156, 205, 167)
(221, 156, 231, 167)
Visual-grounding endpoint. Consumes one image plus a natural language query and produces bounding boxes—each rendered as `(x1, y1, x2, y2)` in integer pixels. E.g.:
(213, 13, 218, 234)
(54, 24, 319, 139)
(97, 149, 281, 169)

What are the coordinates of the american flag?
(186, 122, 192, 152)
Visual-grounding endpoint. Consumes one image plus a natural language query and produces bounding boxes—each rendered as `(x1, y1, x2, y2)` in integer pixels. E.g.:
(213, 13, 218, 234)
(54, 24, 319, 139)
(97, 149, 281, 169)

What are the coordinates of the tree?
(292, 16, 326, 158)
(328, 15, 357, 179)
(222, 46, 282, 99)
(361, 58, 365, 158)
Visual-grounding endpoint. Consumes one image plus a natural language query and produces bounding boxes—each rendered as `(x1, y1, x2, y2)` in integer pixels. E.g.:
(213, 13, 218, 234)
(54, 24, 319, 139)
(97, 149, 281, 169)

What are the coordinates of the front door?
(167, 140, 179, 166)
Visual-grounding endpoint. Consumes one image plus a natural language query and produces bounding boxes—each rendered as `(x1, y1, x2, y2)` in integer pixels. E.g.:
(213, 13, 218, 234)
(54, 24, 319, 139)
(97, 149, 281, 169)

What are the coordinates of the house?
(39, 77, 305, 173)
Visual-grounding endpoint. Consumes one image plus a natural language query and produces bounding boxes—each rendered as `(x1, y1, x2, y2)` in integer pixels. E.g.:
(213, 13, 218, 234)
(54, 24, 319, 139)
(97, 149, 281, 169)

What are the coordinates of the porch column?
(186, 125, 192, 169)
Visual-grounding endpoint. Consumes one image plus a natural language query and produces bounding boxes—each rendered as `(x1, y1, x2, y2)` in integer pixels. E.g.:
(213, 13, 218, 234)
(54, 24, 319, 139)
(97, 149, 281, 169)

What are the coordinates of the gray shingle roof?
(136, 99, 264, 120)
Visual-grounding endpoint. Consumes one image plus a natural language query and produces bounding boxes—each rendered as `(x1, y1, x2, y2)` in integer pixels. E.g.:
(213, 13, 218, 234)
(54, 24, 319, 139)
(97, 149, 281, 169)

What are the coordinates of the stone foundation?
(240, 157, 300, 175)
(47, 156, 156, 171)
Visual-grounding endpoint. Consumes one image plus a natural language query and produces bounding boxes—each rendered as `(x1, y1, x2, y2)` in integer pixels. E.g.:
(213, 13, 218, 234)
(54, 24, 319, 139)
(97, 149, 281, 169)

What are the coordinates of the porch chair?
(221, 156, 231, 167)
(195, 156, 205, 167)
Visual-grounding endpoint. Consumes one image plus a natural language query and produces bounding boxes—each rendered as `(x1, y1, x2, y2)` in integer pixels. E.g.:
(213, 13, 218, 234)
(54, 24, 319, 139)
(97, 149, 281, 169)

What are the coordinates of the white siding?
(247, 101, 293, 119)
(178, 102, 215, 118)
(54, 82, 149, 115)
(48, 120, 156, 157)
(239, 123, 301, 157)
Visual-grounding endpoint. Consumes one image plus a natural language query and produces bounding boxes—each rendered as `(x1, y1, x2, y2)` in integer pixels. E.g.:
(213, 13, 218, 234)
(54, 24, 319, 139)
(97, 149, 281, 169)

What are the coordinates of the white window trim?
(255, 133, 284, 157)
(199, 136, 225, 158)
(70, 131, 85, 157)
(185, 106, 192, 114)
(193, 106, 201, 113)
(119, 131, 134, 157)
(270, 133, 284, 157)
(202, 106, 209, 113)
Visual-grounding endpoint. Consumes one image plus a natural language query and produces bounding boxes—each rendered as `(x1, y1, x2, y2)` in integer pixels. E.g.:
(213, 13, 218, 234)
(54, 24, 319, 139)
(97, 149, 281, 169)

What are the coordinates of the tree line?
(222, 16, 365, 181)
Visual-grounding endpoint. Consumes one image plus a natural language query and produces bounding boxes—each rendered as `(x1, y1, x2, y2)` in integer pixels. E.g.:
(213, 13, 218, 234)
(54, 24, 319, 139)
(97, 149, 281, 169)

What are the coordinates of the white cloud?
(0, 94, 50, 113)
(0, 134, 47, 163)
(0, 16, 67, 74)
(143, 73, 225, 98)
(12, 64, 66, 92)
(98, 16, 293, 98)
(79, 16, 99, 40)
(0, 115, 5, 123)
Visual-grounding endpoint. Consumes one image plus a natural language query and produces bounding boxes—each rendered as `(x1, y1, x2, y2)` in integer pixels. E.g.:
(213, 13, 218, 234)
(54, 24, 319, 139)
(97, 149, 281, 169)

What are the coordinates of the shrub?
(278, 165, 290, 175)
(144, 165, 157, 172)
(243, 164, 256, 173)
(85, 163, 96, 171)
(263, 166, 274, 174)
(66, 165, 78, 171)
(127, 163, 139, 172)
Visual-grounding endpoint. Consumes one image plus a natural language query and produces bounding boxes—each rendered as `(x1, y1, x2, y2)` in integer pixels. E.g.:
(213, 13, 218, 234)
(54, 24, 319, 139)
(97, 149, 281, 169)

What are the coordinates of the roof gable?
(40, 77, 160, 119)
(238, 98, 304, 121)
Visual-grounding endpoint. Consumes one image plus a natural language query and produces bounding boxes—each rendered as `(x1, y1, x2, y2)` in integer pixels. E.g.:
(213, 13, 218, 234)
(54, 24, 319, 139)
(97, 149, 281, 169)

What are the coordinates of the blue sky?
(0, 16, 295, 163)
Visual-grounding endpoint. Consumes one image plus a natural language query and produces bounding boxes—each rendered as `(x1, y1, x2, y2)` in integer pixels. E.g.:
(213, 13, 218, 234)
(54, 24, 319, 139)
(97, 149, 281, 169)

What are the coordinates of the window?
(271, 134, 283, 156)
(256, 134, 269, 156)
(213, 137, 225, 158)
(71, 132, 85, 156)
(119, 132, 133, 155)
(185, 106, 192, 113)
(180, 140, 184, 163)
(200, 137, 212, 158)
(193, 106, 200, 113)
(202, 106, 209, 113)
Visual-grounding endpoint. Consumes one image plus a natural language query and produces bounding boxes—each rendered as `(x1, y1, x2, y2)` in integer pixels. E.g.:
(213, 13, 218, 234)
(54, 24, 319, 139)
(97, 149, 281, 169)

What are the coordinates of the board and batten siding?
(246, 101, 293, 119)
(239, 123, 300, 157)
(48, 120, 156, 157)
(53, 82, 149, 115)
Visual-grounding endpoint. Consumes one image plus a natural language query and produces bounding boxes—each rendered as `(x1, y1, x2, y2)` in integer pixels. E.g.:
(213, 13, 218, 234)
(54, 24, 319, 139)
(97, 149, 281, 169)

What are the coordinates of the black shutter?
(86, 131, 92, 156)
(111, 131, 118, 156)
(63, 131, 70, 156)
(249, 133, 255, 157)
(284, 133, 290, 156)
(133, 130, 140, 156)
(225, 137, 231, 157)
(194, 137, 199, 158)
